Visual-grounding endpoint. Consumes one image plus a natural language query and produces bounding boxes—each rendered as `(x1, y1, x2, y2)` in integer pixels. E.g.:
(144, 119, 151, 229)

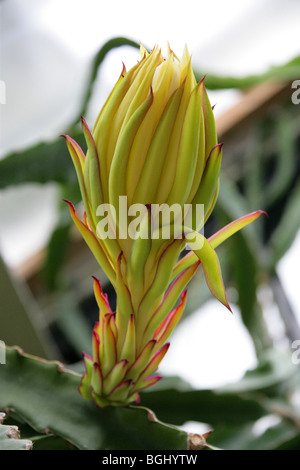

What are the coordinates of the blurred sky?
(0, 0, 300, 392)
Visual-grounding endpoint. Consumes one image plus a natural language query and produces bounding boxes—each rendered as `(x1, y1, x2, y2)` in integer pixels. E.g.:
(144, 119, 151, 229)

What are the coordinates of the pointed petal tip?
(82, 351, 92, 360)
(244, 209, 268, 221)
(199, 74, 207, 84)
(121, 61, 126, 76)
(258, 209, 269, 218)
(92, 275, 103, 287)
(62, 199, 75, 210)
(82, 352, 93, 368)
(80, 114, 88, 126)
(60, 134, 76, 145)
(144, 375, 162, 383)
(226, 301, 233, 314)
(209, 142, 224, 158)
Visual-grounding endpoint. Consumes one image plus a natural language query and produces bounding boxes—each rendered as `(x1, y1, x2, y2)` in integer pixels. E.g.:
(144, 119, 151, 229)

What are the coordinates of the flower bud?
(64, 44, 264, 407)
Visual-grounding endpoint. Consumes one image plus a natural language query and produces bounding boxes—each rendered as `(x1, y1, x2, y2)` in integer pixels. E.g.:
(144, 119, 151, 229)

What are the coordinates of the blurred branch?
(270, 272, 300, 344)
(268, 178, 300, 269)
(74, 36, 140, 124)
(194, 56, 300, 90)
(264, 111, 297, 208)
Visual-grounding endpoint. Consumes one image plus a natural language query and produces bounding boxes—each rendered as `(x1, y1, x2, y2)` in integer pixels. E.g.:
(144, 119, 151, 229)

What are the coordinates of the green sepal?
(91, 363, 103, 395)
(103, 360, 129, 395)
(126, 340, 156, 381)
(119, 315, 136, 364)
(133, 82, 185, 204)
(200, 79, 218, 160)
(191, 143, 223, 229)
(186, 231, 231, 311)
(78, 373, 93, 401)
(108, 91, 154, 217)
(143, 261, 199, 341)
(166, 83, 202, 206)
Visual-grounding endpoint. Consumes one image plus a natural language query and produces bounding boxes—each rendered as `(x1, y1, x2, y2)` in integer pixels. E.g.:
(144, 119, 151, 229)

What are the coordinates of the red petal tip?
(121, 62, 126, 76)
(82, 352, 93, 361)
(227, 303, 233, 314)
(259, 210, 269, 219)
(62, 199, 75, 209)
(80, 115, 88, 126)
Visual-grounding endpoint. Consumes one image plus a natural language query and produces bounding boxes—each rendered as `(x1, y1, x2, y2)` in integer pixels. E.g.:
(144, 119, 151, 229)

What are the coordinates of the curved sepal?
(172, 210, 267, 279)
(186, 231, 231, 311)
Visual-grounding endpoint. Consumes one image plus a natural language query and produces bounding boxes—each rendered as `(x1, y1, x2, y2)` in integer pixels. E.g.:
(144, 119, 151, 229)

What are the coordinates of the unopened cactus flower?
(63, 44, 264, 407)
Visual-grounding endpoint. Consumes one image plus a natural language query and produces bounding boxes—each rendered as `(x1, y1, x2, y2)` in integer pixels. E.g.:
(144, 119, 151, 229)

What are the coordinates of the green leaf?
(42, 220, 72, 291)
(142, 388, 267, 427)
(42, 184, 82, 291)
(51, 295, 93, 357)
(143, 350, 297, 429)
(1, 411, 76, 449)
(208, 420, 300, 450)
(228, 231, 271, 354)
(0, 130, 86, 189)
(0, 347, 188, 450)
(0, 413, 33, 450)
(31, 435, 77, 450)
(219, 349, 296, 394)
(214, 178, 270, 351)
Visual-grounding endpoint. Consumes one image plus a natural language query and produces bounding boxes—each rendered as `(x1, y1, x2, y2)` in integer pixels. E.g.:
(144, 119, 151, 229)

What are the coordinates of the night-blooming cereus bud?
(63, 44, 265, 407)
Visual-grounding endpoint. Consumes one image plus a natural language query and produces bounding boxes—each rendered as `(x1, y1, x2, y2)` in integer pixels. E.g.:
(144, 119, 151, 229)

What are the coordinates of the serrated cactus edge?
(0, 412, 33, 450)
(0, 346, 193, 450)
